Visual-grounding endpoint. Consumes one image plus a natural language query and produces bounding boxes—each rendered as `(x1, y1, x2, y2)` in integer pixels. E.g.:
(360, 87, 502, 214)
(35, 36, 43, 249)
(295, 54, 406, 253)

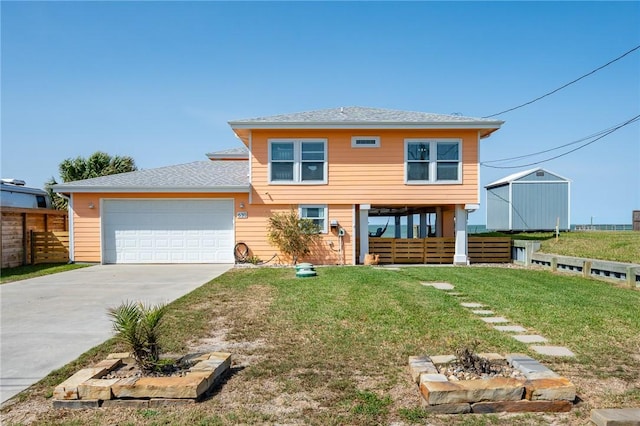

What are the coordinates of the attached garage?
(102, 199, 234, 264)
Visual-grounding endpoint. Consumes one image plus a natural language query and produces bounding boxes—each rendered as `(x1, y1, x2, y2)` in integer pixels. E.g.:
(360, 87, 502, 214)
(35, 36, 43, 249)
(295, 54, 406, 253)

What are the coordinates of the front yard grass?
(2, 266, 639, 425)
(0, 263, 91, 284)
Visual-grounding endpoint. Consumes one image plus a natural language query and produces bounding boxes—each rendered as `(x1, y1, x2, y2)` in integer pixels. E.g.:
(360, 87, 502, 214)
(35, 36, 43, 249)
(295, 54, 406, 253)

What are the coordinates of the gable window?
(269, 139, 327, 184)
(405, 139, 461, 184)
(299, 205, 328, 233)
(351, 136, 380, 148)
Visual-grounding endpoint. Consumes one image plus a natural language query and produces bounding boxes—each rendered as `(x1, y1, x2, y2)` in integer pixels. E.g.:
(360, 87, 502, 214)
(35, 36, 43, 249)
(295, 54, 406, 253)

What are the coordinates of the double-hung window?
(405, 139, 461, 184)
(269, 139, 327, 184)
(299, 205, 328, 233)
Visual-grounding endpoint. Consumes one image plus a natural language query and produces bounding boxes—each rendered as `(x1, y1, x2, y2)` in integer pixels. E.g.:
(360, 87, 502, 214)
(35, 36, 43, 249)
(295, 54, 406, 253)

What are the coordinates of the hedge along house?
(485, 168, 571, 232)
(54, 106, 503, 265)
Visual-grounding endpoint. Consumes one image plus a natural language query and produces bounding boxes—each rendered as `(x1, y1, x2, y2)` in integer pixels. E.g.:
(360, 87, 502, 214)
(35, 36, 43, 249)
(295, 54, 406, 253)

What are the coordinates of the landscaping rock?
(422, 402, 471, 414)
(525, 377, 576, 401)
(471, 400, 572, 413)
(420, 377, 525, 405)
(591, 408, 640, 426)
(408, 356, 438, 383)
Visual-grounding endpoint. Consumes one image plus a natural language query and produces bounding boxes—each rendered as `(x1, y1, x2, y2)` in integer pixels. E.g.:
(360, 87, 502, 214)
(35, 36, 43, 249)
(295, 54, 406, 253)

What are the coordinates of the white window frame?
(351, 136, 380, 148)
(404, 138, 462, 184)
(299, 204, 328, 234)
(268, 139, 327, 184)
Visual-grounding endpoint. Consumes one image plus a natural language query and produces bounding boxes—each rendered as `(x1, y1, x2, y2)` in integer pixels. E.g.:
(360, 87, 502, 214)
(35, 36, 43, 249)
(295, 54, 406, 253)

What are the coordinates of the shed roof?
(485, 168, 570, 189)
(206, 146, 249, 160)
(53, 160, 249, 193)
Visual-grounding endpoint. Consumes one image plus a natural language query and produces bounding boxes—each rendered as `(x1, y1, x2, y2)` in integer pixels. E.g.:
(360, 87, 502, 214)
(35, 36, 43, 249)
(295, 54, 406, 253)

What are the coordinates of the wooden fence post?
(30, 230, 35, 265)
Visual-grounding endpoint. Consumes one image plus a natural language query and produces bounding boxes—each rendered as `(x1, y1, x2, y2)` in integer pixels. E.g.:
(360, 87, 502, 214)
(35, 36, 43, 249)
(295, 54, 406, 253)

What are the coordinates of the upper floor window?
(405, 139, 461, 184)
(269, 139, 327, 184)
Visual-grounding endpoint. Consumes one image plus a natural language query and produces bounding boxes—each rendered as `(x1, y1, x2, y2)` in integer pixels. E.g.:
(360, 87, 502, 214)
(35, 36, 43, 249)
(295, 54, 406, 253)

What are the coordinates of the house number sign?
(237, 212, 248, 219)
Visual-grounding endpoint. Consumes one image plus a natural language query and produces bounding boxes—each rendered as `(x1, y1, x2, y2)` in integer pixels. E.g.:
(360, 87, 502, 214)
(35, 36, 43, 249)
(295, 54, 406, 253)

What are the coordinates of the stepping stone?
(472, 310, 494, 315)
(512, 335, 547, 343)
(461, 302, 483, 308)
(591, 408, 640, 426)
(448, 292, 465, 297)
(481, 316, 509, 324)
(421, 282, 455, 290)
(494, 325, 527, 333)
(530, 346, 575, 357)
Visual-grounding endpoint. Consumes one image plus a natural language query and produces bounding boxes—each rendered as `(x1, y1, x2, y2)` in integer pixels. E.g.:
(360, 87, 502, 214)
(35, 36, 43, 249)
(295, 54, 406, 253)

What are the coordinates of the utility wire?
(482, 117, 638, 164)
(482, 114, 640, 169)
(483, 45, 640, 118)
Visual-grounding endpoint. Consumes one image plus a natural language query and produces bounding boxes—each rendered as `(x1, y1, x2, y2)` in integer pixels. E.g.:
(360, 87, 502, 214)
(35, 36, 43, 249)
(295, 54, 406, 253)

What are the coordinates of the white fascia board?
(228, 122, 504, 130)
(52, 185, 250, 194)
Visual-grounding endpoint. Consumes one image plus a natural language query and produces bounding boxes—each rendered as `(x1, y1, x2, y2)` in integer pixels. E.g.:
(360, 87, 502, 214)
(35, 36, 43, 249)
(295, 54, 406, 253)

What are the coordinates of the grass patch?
(0, 263, 91, 284)
(3, 266, 639, 425)
(474, 231, 640, 263)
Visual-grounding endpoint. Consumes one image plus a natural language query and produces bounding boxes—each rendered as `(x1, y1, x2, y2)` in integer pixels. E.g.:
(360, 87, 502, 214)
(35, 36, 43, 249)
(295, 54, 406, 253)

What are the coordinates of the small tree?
(108, 301, 167, 373)
(267, 208, 321, 264)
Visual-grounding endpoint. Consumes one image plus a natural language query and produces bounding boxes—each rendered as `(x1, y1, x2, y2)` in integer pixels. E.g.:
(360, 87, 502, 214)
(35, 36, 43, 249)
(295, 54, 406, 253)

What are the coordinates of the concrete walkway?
(0, 264, 233, 404)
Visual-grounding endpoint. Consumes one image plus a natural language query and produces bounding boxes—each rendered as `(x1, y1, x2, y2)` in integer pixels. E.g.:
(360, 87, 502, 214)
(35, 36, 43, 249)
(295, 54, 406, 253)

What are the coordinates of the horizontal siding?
(250, 129, 481, 205)
(71, 192, 248, 263)
(235, 204, 354, 265)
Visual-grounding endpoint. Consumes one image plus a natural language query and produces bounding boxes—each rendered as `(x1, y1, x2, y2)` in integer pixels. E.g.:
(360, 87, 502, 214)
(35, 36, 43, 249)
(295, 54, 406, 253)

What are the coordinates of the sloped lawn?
(2, 266, 638, 425)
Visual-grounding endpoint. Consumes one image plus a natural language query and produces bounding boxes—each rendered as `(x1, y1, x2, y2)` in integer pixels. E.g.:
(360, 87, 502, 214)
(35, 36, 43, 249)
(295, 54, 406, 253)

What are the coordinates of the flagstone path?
(421, 282, 575, 357)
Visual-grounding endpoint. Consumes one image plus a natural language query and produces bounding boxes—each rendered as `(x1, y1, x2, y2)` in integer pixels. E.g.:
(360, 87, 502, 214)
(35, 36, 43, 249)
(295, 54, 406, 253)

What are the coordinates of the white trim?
(351, 136, 380, 148)
(248, 131, 253, 205)
(229, 122, 503, 130)
(299, 204, 328, 234)
(68, 194, 75, 262)
(268, 139, 328, 184)
(352, 205, 357, 265)
(54, 186, 249, 194)
(404, 138, 462, 184)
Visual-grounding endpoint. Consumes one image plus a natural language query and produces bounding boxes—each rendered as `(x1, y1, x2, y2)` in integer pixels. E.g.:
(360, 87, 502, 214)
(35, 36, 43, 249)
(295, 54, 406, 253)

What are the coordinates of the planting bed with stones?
(409, 353, 576, 414)
(53, 352, 231, 409)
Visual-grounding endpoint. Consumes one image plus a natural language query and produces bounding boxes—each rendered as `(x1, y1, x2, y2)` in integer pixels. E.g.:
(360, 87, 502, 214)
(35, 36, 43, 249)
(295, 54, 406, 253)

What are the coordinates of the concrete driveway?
(0, 264, 233, 404)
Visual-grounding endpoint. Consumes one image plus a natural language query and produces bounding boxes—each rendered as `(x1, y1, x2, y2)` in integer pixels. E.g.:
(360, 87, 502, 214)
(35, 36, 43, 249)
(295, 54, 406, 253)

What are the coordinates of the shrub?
(267, 208, 320, 264)
(108, 301, 167, 373)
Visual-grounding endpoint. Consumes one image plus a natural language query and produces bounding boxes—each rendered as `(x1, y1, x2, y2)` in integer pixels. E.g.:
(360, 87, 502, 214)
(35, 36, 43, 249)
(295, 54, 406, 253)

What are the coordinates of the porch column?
(394, 216, 402, 238)
(358, 204, 370, 264)
(435, 207, 442, 237)
(419, 213, 427, 238)
(407, 214, 414, 238)
(453, 205, 468, 265)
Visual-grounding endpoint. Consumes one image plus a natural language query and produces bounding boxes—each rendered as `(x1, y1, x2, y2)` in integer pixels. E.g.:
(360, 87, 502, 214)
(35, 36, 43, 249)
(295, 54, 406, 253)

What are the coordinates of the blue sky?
(2, 1, 639, 225)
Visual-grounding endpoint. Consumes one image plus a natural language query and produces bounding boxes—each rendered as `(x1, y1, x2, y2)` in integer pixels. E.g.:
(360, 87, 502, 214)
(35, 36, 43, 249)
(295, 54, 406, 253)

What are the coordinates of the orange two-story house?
(54, 107, 503, 265)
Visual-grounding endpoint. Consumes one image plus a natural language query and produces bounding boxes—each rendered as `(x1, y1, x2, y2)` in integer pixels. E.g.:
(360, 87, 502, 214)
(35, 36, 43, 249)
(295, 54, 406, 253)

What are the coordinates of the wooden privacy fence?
(1, 207, 68, 268)
(368, 237, 512, 264)
(30, 231, 70, 264)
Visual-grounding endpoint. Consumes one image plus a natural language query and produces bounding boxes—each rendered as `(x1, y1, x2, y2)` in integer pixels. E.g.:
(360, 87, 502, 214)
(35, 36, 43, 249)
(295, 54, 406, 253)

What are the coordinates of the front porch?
(356, 203, 509, 265)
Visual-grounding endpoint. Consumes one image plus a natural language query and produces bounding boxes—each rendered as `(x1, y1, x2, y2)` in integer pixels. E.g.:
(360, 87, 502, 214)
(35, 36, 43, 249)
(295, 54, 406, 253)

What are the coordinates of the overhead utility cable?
(482, 118, 637, 164)
(481, 114, 640, 169)
(483, 45, 640, 118)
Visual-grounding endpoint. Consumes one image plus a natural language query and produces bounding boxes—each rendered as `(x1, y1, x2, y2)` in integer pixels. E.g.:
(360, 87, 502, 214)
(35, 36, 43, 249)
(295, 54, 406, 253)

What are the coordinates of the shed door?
(102, 199, 234, 264)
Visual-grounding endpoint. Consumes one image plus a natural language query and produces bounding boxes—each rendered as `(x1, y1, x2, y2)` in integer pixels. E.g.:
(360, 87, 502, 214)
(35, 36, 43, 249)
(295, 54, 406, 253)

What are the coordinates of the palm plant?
(108, 301, 167, 373)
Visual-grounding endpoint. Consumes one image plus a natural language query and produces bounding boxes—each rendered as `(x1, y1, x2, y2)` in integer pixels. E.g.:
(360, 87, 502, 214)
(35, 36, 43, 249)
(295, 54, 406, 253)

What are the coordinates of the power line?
(482, 117, 638, 164)
(481, 114, 640, 169)
(483, 45, 640, 118)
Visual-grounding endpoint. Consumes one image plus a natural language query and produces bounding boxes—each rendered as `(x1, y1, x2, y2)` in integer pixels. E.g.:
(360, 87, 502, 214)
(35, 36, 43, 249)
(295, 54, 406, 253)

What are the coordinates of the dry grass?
(2, 266, 639, 425)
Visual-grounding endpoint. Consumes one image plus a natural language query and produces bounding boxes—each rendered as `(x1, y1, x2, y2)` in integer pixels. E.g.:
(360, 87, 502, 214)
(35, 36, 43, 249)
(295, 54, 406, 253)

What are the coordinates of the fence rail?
(30, 231, 70, 264)
(368, 237, 511, 264)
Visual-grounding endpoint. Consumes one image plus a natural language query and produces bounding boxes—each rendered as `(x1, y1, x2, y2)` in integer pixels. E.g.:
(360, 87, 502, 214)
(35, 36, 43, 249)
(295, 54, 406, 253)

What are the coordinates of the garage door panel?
(103, 200, 234, 264)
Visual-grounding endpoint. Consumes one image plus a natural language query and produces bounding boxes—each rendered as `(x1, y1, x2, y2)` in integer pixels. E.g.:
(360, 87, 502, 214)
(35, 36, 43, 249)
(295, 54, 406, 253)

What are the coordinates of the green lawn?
(0, 263, 91, 284)
(476, 231, 640, 264)
(4, 266, 638, 425)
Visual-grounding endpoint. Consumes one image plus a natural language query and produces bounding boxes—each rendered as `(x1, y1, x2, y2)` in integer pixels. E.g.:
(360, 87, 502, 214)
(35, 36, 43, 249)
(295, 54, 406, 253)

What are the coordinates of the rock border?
(409, 353, 575, 414)
(53, 352, 231, 409)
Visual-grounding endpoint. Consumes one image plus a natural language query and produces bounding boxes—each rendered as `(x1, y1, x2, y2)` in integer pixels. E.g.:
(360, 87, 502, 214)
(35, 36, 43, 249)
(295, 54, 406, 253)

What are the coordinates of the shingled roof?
(229, 106, 502, 126)
(53, 160, 249, 193)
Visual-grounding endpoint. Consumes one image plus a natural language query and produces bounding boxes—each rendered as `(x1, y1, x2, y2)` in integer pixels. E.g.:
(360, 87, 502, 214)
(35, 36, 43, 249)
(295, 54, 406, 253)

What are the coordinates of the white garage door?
(102, 199, 234, 264)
